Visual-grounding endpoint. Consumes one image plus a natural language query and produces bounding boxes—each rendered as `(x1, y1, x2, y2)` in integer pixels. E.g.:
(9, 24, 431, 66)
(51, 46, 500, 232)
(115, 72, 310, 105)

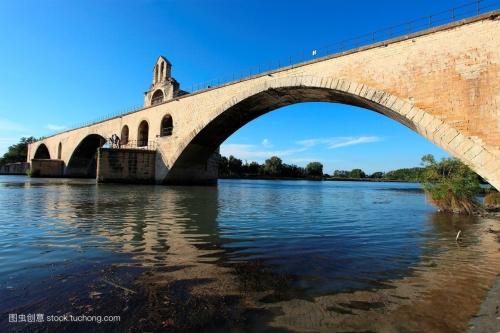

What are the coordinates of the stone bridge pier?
(28, 11, 500, 189)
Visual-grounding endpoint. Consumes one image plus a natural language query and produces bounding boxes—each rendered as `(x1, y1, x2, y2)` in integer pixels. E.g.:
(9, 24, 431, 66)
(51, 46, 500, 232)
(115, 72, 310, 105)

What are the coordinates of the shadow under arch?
(165, 77, 496, 187)
(66, 134, 107, 178)
(33, 143, 51, 159)
(121, 125, 129, 145)
(138, 120, 149, 147)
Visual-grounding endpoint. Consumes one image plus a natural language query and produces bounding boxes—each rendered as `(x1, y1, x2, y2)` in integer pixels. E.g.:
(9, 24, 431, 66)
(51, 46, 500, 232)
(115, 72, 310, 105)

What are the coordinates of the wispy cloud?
(220, 144, 307, 160)
(47, 124, 66, 131)
(0, 118, 27, 132)
(296, 136, 382, 149)
(288, 157, 322, 163)
(0, 137, 19, 144)
(221, 136, 382, 162)
(261, 138, 273, 148)
(0, 137, 21, 155)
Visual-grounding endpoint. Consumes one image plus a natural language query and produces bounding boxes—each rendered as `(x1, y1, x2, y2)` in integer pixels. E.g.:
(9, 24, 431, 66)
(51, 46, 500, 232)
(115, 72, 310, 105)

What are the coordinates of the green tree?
(384, 167, 424, 181)
(264, 156, 283, 176)
(333, 170, 349, 178)
(228, 155, 243, 176)
(349, 168, 366, 178)
(306, 162, 323, 177)
(419, 154, 481, 215)
(0, 137, 37, 166)
(246, 161, 260, 175)
(370, 171, 384, 179)
(218, 155, 229, 176)
(282, 164, 305, 178)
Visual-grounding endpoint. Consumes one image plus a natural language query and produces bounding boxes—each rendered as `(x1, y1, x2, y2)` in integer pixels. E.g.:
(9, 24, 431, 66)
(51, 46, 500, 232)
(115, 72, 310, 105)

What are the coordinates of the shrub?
(484, 191, 500, 210)
(419, 154, 481, 215)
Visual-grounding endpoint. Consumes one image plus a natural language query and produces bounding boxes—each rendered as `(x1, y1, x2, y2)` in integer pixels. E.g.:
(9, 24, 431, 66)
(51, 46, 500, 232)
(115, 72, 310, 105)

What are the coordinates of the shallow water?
(0, 176, 498, 332)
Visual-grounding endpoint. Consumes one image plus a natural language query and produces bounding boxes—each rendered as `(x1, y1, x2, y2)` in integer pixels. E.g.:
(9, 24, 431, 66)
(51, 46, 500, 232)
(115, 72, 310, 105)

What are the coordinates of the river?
(0, 176, 498, 332)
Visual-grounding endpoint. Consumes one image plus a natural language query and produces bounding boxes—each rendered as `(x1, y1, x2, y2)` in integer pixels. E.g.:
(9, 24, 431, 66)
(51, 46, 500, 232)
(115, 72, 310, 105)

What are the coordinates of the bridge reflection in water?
(0, 177, 499, 332)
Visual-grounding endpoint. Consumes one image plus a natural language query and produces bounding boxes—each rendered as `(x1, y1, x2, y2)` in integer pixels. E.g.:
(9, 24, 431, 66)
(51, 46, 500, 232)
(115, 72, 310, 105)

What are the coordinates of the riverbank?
(468, 218, 500, 332)
(259, 216, 500, 332)
(468, 275, 500, 332)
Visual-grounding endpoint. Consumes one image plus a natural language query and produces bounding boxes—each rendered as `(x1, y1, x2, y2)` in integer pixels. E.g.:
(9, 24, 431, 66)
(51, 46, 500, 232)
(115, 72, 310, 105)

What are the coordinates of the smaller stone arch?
(66, 134, 106, 178)
(57, 142, 62, 159)
(138, 120, 149, 147)
(121, 125, 129, 145)
(151, 89, 164, 105)
(160, 114, 173, 137)
(34, 143, 50, 159)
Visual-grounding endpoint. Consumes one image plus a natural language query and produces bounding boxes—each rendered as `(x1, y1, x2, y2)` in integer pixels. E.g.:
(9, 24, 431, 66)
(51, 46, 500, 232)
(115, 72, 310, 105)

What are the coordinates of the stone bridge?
(27, 11, 500, 188)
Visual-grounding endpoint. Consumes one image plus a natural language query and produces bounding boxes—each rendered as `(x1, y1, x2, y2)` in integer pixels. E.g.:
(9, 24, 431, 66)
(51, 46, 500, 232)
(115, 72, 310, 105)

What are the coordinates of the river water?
(0, 176, 498, 332)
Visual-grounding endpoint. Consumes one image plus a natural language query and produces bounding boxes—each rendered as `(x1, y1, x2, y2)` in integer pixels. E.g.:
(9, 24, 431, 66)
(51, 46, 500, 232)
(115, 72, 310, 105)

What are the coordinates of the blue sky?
(1, 0, 475, 173)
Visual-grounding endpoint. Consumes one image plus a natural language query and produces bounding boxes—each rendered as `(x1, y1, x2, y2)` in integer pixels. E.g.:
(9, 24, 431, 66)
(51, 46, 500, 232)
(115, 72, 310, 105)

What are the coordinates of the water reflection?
(0, 176, 499, 332)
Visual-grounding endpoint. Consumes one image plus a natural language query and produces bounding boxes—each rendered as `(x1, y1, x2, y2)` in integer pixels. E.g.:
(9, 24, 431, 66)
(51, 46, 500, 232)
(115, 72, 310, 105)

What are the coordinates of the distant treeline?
(332, 167, 425, 181)
(219, 155, 425, 181)
(0, 137, 37, 166)
(219, 155, 324, 179)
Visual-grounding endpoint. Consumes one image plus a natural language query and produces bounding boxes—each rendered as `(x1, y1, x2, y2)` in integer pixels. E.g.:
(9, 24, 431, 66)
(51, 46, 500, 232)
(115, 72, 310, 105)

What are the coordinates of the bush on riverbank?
(419, 154, 481, 215)
(484, 191, 500, 210)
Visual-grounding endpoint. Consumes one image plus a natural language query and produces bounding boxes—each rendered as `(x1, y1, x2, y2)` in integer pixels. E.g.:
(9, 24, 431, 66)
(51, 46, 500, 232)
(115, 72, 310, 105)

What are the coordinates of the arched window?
(137, 121, 149, 147)
(154, 64, 158, 83)
(121, 125, 129, 145)
(57, 142, 62, 159)
(160, 62, 164, 81)
(160, 115, 173, 137)
(151, 89, 164, 105)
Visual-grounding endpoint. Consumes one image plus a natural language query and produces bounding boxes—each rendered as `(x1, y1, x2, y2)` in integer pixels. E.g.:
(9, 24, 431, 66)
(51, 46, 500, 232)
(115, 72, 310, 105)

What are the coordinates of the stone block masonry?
(0, 162, 30, 175)
(97, 148, 156, 184)
(31, 159, 64, 177)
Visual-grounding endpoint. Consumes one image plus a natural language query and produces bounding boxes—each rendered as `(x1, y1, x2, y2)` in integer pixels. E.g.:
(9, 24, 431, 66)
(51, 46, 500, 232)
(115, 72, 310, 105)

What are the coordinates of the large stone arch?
(65, 134, 107, 178)
(164, 76, 498, 188)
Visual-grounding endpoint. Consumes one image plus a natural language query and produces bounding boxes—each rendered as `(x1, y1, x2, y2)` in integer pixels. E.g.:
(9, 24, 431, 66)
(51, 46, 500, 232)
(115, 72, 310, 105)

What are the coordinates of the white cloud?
(221, 136, 382, 162)
(261, 138, 272, 148)
(220, 143, 307, 160)
(296, 136, 382, 149)
(296, 138, 320, 148)
(327, 136, 382, 149)
(0, 137, 18, 144)
(0, 137, 20, 155)
(288, 157, 322, 163)
(0, 118, 27, 132)
(47, 124, 67, 131)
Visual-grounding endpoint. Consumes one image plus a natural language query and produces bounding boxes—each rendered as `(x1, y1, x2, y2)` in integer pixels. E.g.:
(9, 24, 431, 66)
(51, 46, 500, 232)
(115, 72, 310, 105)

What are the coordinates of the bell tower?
(144, 56, 182, 107)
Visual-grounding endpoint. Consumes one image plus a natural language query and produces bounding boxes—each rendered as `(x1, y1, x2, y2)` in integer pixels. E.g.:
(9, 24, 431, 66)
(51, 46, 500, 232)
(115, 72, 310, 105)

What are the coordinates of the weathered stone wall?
(0, 162, 30, 175)
(97, 148, 156, 184)
(31, 159, 64, 177)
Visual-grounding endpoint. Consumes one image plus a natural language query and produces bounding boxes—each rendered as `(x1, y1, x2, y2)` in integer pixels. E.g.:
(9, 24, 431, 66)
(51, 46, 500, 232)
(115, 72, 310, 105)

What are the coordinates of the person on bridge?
(109, 134, 120, 148)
